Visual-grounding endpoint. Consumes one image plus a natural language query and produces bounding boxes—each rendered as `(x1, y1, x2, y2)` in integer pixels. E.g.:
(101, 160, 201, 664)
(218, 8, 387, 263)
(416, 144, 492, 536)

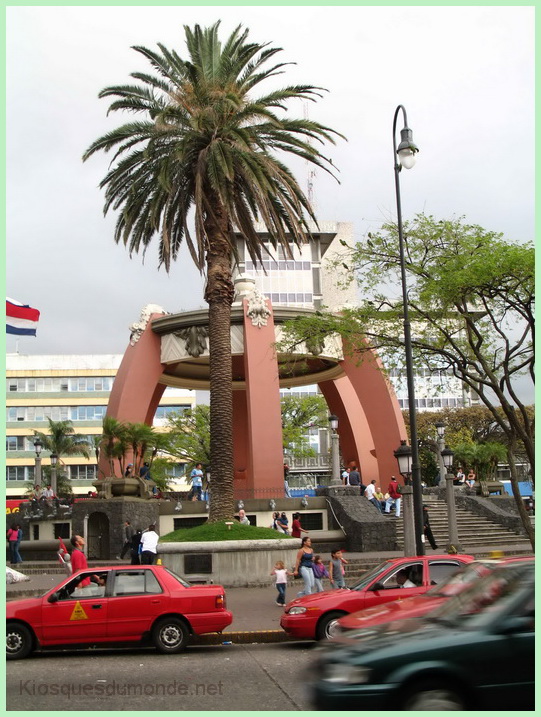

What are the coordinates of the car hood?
(286, 588, 349, 610)
(7, 596, 44, 616)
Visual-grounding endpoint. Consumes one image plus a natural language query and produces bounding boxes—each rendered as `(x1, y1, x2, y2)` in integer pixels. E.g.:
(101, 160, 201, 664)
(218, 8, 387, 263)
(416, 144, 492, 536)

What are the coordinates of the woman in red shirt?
(291, 512, 309, 539)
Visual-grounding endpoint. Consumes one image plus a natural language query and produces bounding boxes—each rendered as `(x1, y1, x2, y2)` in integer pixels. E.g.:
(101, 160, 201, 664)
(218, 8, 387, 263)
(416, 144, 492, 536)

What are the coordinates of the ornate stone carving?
(129, 304, 167, 345)
(246, 288, 271, 328)
(174, 325, 209, 358)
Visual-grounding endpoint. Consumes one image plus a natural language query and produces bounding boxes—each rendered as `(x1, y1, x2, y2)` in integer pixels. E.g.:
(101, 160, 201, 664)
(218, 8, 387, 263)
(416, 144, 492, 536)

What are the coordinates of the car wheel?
(402, 680, 466, 710)
(7, 623, 34, 660)
(316, 611, 347, 641)
(152, 617, 190, 654)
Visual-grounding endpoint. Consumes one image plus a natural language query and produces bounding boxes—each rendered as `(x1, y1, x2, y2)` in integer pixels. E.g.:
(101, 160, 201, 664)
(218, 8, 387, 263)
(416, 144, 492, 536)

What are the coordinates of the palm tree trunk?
(205, 204, 235, 522)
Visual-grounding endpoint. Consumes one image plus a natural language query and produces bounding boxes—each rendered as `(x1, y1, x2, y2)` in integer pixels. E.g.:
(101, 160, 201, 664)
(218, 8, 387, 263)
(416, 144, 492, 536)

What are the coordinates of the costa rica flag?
(6, 298, 40, 336)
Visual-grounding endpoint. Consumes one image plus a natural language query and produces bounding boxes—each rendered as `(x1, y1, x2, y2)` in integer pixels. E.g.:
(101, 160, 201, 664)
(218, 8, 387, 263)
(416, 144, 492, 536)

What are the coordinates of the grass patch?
(160, 520, 295, 542)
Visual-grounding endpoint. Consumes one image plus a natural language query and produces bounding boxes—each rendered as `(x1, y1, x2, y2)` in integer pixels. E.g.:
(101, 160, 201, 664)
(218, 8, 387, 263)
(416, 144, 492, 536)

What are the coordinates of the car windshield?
(427, 564, 534, 629)
(164, 567, 192, 588)
(349, 561, 397, 591)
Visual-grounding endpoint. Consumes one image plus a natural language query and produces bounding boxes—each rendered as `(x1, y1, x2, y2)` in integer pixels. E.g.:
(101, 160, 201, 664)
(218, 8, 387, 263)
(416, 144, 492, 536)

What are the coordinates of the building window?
(154, 405, 190, 419)
(6, 466, 31, 481)
(53, 523, 71, 539)
(32, 525, 40, 540)
(69, 465, 96, 480)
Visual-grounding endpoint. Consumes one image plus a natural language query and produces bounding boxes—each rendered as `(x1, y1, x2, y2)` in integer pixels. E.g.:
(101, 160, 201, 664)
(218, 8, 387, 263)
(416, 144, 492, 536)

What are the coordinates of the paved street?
(7, 642, 315, 711)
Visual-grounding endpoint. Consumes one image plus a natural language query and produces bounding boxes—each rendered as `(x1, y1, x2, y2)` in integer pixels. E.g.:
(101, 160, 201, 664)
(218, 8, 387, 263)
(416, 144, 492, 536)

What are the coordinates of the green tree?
(281, 394, 327, 457)
(83, 23, 343, 521)
(453, 441, 507, 482)
(33, 419, 91, 461)
(281, 215, 534, 547)
(165, 406, 211, 468)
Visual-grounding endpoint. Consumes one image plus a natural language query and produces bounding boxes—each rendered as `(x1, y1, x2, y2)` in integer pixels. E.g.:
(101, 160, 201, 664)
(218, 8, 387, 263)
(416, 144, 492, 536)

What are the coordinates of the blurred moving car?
(6, 564, 232, 659)
(280, 554, 473, 640)
(335, 556, 534, 637)
(308, 561, 534, 710)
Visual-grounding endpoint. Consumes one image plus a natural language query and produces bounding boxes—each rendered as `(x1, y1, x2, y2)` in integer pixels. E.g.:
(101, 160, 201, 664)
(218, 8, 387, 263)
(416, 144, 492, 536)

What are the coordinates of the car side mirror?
(371, 582, 385, 592)
(47, 592, 59, 603)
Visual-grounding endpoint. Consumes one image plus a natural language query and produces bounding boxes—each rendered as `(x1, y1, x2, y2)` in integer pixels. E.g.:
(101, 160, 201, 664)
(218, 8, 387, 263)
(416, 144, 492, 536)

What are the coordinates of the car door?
(106, 568, 168, 640)
(364, 560, 427, 608)
(41, 570, 109, 644)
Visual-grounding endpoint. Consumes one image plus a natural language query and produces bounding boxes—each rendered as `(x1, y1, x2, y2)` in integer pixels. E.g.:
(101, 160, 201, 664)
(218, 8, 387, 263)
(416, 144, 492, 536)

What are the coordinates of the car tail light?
(215, 594, 225, 609)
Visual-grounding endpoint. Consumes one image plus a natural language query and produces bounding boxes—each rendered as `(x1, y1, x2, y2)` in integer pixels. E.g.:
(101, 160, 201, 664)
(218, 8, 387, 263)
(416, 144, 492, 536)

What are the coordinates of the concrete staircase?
(394, 495, 531, 551)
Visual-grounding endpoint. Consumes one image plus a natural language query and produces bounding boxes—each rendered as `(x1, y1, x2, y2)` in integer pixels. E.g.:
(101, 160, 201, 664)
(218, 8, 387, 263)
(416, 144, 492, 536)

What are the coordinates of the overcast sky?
(6, 5, 534, 362)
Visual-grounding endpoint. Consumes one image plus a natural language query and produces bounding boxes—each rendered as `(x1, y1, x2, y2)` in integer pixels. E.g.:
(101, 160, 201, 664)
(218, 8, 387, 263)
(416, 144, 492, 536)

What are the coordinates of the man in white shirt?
(396, 569, 416, 589)
(365, 479, 383, 512)
(140, 524, 159, 564)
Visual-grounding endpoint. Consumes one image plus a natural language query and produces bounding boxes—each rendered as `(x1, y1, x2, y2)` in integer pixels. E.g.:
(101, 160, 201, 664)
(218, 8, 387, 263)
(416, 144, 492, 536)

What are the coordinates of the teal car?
(309, 562, 534, 711)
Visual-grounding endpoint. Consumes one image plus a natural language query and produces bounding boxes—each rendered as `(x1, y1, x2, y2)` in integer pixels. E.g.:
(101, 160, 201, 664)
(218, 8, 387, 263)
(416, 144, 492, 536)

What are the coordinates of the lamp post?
(442, 444, 462, 552)
(434, 421, 447, 486)
(394, 440, 415, 556)
(50, 453, 58, 496)
(328, 414, 341, 485)
(392, 104, 423, 555)
(33, 438, 43, 486)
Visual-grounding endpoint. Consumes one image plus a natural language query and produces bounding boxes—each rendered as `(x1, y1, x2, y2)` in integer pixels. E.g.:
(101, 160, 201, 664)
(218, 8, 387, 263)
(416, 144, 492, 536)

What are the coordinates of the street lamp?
(33, 438, 43, 486)
(328, 414, 341, 485)
(394, 440, 415, 556)
(393, 440, 412, 483)
(441, 444, 462, 552)
(393, 104, 423, 555)
(50, 453, 58, 496)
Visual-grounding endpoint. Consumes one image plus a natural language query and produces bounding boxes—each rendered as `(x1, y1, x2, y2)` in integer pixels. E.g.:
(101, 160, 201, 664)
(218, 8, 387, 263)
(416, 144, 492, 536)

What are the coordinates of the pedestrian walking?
(423, 504, 439, 550)
(140, 524, 159, 564)
(385, 476, 402, 517)
(7, 523, 23, 564)
(130, 528, 142, 565)
(291, 512, 309, 538)
(294, 537, 315, 596)
(364, 479, 383, 512)
(271, 560, 292, 606)
(190, 463, 204, 500)
(119, 520, 135, 559)
(329, 549, 348, 589)
(70, 535, 90, 585)
(312, 555, 329, 592)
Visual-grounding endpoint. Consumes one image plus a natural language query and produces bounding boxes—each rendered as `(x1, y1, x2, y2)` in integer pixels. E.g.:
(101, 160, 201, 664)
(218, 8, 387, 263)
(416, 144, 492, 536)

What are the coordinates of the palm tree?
(83, 22, 343, 521)
(33, 419, 91, 462)
(32, 419, 91, 486)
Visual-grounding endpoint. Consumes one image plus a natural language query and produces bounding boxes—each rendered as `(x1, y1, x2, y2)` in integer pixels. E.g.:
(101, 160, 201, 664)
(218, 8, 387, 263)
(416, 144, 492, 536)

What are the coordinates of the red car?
(335, 556, 534, 636)
(280, 554, 473, 640)
(6, 564, 232, 659)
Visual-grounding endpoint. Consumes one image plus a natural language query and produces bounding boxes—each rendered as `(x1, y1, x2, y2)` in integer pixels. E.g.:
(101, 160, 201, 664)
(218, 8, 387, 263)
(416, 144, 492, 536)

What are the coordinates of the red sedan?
(335, 555, 533, 636)
(6, 564, 232, 659)
(280, 554, 473, 640)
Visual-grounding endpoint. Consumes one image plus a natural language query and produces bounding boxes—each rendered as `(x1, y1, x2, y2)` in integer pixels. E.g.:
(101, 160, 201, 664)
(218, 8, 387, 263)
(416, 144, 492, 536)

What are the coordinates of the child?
(271, 560, 292, 606)
(329, 549, 348, 589)
(312, 554, 329, 592)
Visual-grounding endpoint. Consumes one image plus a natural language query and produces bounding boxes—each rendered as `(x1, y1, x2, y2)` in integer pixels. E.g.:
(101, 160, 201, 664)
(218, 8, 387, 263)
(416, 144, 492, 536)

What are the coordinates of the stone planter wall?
(158, 539, 301, 587)
(316, 487, 396, 551)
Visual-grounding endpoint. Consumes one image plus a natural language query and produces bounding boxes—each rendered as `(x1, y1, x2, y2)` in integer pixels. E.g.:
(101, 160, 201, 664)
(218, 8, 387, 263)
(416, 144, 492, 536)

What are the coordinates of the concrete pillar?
(401, 485, 416, 556)
(445, 473, 463, 552)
